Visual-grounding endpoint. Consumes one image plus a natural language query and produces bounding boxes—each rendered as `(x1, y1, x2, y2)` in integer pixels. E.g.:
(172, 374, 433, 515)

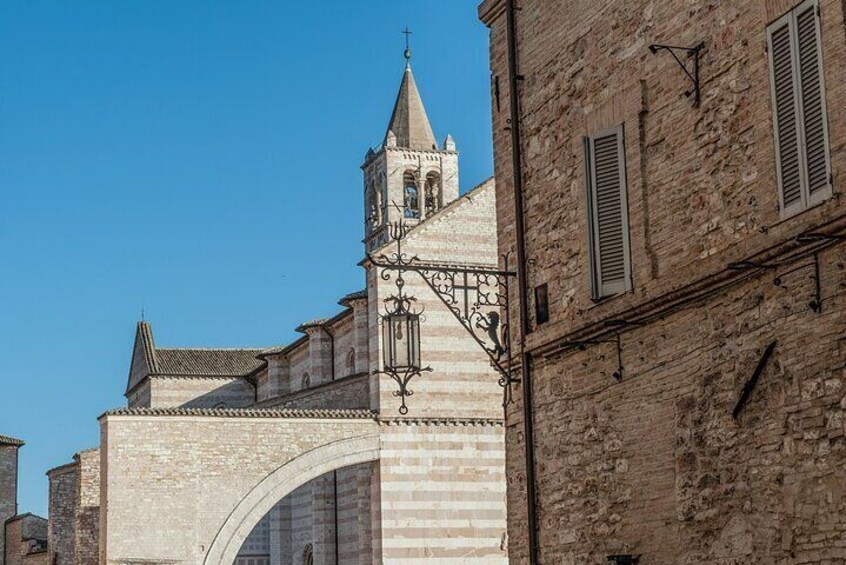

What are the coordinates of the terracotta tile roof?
(102, 407, 377, 419)
(295, 318, 329, 333)
(339, 289, 367, 306)
(154, 348, 265, 377)
(0, 434, 24, 446)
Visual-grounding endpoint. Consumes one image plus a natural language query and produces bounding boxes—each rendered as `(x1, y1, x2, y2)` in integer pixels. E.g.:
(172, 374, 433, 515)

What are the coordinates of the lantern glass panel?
(382, 312, 421, 371)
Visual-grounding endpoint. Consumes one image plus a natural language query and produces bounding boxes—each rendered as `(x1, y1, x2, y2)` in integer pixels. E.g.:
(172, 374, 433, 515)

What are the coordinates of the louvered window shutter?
(796, 3, 831, 202)
(584, 125, 632, 299)
(768, 0, 831, 217)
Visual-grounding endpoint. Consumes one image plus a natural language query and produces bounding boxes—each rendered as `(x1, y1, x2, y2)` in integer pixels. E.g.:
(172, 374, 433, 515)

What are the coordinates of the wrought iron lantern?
(382, 309, 421, 372)
(370, 215, 516, 414)
(377, 287, 431, 415)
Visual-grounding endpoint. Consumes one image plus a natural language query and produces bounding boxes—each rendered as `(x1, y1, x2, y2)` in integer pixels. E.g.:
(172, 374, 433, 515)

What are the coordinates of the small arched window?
(424, 172, 441, 216)
(365, 182, 377, 231)
(404, 172, 420, 219)
(346, 349, 356, 376)
(301, 372, 310, 390)
(303, 544, 313, 565)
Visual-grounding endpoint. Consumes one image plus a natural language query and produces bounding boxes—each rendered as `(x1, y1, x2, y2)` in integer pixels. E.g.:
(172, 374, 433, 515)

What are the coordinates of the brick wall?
(481, 0, 846, 562)
(47, 463, 78, 565)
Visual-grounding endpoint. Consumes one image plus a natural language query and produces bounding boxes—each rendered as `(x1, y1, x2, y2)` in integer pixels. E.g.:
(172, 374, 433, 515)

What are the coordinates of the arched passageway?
(99, 409, 380, 565)
(205, 436, 379, 565)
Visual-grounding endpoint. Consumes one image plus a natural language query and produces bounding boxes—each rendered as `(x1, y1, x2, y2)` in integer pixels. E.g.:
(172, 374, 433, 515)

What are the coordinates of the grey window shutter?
(585, 125, 631, 299)
(769, 18, 803, 214)
(768, 0, 831, 217)
(795, 3, 831, 202)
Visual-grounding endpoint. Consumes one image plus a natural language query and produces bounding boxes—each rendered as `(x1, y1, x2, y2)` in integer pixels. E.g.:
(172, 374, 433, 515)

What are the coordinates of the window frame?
(583, 124, 633, 300)
(767, 0, 832, 219)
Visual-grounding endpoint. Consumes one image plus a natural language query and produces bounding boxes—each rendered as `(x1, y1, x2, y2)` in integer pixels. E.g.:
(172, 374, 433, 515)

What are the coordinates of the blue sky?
(0, 1, 493, 515)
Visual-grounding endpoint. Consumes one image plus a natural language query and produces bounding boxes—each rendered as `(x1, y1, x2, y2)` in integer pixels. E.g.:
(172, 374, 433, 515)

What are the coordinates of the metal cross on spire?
(403, 27, 412, 66)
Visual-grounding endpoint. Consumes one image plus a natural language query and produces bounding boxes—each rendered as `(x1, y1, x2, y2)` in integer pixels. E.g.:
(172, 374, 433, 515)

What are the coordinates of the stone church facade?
(482, 0, 846, 563)
(2, 61, 508, 565)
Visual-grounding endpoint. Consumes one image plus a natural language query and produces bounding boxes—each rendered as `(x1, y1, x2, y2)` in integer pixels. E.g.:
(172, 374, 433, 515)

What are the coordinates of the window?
(365, 181, 379, 231)
(768, 0, 831, 217)
(301, 372, 310, 390)
(534, 284, 550, 325)
(404, 172, 420, 219)
(303, 544, 313, 565)
(424, 172, 441, 216)
(346, 348, 356, 375)
(583, 125, 632, 299)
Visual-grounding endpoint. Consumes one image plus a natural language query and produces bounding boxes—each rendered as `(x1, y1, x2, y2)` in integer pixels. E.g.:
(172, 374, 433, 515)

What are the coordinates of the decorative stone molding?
(100, 407, 378, 420)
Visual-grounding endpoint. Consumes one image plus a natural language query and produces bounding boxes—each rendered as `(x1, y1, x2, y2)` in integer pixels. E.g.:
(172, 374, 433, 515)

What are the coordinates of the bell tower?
(363, 43, 459, 252)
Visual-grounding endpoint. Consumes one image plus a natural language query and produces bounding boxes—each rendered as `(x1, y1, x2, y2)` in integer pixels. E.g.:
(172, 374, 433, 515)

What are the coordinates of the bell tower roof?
(384, 64, 438, 151)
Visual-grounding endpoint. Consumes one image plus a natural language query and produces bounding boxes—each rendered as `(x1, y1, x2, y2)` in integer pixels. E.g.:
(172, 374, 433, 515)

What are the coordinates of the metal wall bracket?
(733, 341, 777, 420)
(649, 42, 705, 107)
(369, 218, 519, 411)
(560, 332, 624, 381)
(772, 252, 823, 312)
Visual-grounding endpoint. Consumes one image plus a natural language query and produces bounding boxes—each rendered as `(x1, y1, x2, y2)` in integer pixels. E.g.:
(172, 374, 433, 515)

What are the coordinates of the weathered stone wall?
(125, 378, 151, 408)
(47, 463, 78, 565)
(525, 251, 846, 562)
(480, 0, 846, 562)
(5, 515, 48, 565)
(74, 449, 100, 565)
(0, 444, 20, 565)
(149, 376, 255, 409)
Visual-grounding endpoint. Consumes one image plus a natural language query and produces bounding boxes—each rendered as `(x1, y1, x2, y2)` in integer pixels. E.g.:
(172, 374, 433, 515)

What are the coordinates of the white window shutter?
(585, 125, 632, 299)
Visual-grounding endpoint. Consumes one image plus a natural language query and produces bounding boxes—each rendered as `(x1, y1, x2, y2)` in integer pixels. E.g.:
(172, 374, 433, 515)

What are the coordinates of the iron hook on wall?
(648, 42, 705, 107)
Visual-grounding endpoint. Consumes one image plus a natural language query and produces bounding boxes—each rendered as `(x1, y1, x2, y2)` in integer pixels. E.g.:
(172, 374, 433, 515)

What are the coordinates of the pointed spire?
(384, 65, 438, 151)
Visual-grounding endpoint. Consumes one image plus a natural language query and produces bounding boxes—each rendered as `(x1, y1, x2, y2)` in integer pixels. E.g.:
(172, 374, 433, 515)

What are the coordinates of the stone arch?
(424, 171, 441, 215)
(203, 435, 379, 565)
(403, 171, 420, 219)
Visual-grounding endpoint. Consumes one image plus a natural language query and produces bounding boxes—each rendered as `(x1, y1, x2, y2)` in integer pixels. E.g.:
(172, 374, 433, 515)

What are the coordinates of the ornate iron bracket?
(375, 365, 433, 415)
(649, 42, 705, 107)
(369, 219, 518, 412)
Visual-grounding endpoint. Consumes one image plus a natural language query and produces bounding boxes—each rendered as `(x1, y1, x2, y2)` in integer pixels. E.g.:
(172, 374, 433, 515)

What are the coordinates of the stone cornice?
(378, 416, 504, 427)
(46, 461, 78, 476)
(478, 0, 506, 26)
(0, 434, 25, 447)
(99, 407, 378, 421)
